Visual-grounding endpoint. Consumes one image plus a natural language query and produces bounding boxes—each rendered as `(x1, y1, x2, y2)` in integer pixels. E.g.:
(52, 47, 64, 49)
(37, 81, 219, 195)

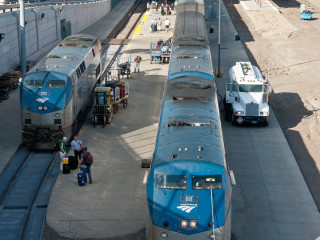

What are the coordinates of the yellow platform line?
(134, 13, 150, 36)
(140, 34, 172, 37)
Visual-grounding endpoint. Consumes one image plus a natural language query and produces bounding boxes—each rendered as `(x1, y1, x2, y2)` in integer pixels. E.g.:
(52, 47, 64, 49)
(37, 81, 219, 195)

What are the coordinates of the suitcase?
(152, 23, 157, 32)
(63, 164, 70, 174)
(77, 172, 86, 186)
(68, 156, 78, 170)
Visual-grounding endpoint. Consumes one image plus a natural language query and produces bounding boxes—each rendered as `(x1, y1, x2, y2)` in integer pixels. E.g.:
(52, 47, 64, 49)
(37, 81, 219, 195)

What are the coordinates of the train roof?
(152, 76, 226, 167)
(28, 34, 99, 76)
(177, 0, 204, 5)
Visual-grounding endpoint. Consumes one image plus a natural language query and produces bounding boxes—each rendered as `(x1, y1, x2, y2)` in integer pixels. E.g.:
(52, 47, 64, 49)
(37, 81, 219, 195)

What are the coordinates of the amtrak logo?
(36, 97, 49, 103)
(177, 205, 197, 213)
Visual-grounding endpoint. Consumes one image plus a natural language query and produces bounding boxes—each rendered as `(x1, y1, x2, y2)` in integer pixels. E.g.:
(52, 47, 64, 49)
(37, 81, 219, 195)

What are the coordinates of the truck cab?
(224, 62, 271, 126)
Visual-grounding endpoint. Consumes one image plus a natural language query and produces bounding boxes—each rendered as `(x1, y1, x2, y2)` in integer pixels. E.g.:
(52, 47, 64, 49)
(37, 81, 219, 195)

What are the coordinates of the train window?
(156, 174, 187, 190)
(24, 79, 43, 88)
(192, 175, 222, 190)
(47, 80, 65, 88)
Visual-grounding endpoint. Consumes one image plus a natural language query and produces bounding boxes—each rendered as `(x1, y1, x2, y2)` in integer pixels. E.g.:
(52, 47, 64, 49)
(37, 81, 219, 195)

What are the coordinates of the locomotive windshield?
(47, 80, 65, 88)
(156, 174, 187, 190)
(192, 175, 222, 190)
(239, 84, 263, 93)
(24, 79, 43, 88)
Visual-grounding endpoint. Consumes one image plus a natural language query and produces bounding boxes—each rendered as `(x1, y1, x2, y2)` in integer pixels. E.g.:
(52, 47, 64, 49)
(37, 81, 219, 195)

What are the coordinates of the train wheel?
(114, 103, 119, 114)
(123, 99, 128, 108)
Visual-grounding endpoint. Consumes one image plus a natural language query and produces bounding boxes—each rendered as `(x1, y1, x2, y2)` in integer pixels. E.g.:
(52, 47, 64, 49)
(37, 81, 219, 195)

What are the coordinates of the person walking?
(70, 135, 83, 162)
(79, 147, 93, 184)
(59, 137, 67, 171)
(165, 18, 170, 32)
(134, 56, 142, 73)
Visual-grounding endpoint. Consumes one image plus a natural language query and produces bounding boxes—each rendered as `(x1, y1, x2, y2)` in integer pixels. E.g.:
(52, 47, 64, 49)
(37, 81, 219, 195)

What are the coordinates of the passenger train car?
(146, 0, 235, 239)
(20, 34, 102, 149)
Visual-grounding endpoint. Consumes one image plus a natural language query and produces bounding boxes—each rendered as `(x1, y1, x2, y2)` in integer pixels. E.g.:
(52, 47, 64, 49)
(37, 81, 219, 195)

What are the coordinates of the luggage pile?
(0, 71, 21, 101)
(63, 156, 89, 186)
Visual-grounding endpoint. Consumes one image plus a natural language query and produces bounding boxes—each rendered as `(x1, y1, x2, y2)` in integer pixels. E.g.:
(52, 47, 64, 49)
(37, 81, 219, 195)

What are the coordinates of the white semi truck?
(224, 62, 271, 126)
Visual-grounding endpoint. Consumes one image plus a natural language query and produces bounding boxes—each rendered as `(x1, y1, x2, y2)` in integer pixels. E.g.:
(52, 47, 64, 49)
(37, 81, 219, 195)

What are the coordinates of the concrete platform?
(207, 0, 320, 239)
(46, 8, 176, 239)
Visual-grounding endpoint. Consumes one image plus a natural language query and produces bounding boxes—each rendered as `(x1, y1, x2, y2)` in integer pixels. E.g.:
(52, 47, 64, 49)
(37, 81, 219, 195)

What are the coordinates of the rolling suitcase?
(63, 164, 70, 174)
(77, 172, 86, 186)
(62, 158, 70, 174)
(68, 156, 78, 170)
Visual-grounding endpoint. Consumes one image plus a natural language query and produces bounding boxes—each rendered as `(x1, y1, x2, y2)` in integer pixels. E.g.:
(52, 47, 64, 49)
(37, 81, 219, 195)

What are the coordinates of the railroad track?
(0, 3, 148, 239)
(99, 0, 147, 82)
(0, 146, 59, 240)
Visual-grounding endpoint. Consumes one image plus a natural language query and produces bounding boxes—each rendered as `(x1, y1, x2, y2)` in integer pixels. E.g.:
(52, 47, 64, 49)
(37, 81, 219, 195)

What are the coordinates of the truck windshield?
(156, 174, 187, 190)
(192, 175, 222, 190)
(239, 84, 263, 93)
(24, 79, 43, 88)
(46, 80, 65, 88)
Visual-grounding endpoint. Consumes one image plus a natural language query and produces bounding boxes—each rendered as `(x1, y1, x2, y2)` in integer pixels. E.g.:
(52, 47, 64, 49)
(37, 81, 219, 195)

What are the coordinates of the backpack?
(84, 152, 93, 165)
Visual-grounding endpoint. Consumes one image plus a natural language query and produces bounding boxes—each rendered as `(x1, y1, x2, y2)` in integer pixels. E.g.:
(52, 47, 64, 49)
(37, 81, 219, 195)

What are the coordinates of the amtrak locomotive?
(146, 0, 235, 239)
(20, 34, 102, 149)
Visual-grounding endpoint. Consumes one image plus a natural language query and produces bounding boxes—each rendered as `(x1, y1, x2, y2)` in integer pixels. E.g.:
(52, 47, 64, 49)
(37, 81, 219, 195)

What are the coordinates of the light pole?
(217, 0, 222, 78)
(19, 0, 26, 77)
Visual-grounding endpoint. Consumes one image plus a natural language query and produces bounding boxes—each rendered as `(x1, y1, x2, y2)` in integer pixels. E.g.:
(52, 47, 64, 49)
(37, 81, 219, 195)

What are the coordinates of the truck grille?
(246, 103, 259, 116)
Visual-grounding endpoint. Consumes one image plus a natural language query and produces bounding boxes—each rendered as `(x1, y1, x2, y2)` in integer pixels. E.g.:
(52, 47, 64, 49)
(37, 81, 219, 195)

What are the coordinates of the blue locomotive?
(146, 0, 236, 239)
(20, 34, 102, 149)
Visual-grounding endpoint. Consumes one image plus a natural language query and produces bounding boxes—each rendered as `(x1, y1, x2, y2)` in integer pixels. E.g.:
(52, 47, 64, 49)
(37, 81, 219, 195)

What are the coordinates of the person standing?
(59, 137, 67, 171)
(79, 147, 93, 184)
(156, 17, 162, 31)
(147, 2, 150, 11)
(70, 135, 83, 162)
(134, 56, 142, 73)
(165, 18, 170, 32)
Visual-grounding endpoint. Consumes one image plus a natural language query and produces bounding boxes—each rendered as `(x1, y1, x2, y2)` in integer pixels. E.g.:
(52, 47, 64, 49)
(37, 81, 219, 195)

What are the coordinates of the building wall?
(0, 0, 111, 75)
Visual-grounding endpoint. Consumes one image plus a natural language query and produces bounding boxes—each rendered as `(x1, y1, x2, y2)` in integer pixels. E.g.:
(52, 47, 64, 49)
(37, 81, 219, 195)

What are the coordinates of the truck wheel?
(231, 114, 237, 126)
(114, 103, 119, 114)
(224, 103, 232, 121)
(123, 99, 128, 108)
(107, 115, 112, 124)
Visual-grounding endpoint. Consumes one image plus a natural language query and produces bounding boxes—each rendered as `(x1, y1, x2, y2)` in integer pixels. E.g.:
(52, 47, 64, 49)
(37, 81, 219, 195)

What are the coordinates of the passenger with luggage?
(134, 56, 142, 73)
(79, 147, 93, 184)
(59, 136, 68, 171)
(70, 135, 83, 162)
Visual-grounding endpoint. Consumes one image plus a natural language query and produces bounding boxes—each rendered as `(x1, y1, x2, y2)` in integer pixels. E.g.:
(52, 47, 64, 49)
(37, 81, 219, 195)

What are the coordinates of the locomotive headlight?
(209, 232, 216, 240)
(38, 106, 43, 111)
(43, 106, 48, 111)
(55, 113, 60, 118)
(181, 220, 188, 228)
(160, 232, 168, 239)
(26, 113, 31, 117)
(190, 220, 197, 228)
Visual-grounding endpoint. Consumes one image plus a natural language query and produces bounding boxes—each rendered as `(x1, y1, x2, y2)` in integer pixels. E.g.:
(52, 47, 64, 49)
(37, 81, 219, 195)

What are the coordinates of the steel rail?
(99, 0, 147, 82)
